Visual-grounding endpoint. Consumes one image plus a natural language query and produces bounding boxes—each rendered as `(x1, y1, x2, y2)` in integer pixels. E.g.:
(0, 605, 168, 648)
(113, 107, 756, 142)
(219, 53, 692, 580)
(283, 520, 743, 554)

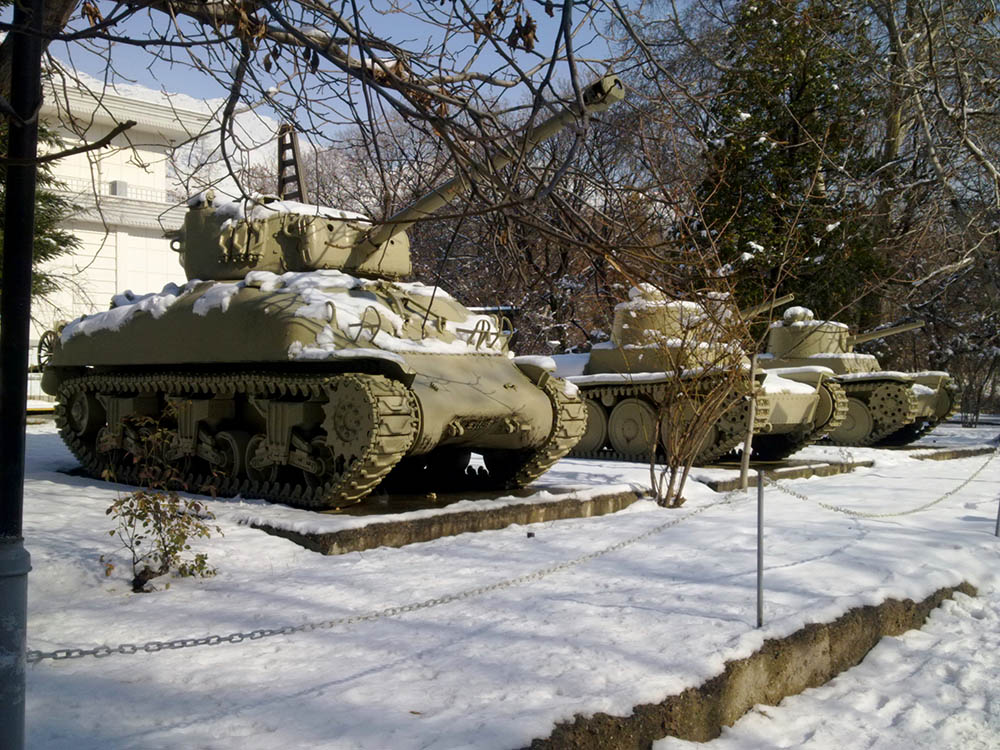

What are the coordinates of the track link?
(55, 371, 418, 509)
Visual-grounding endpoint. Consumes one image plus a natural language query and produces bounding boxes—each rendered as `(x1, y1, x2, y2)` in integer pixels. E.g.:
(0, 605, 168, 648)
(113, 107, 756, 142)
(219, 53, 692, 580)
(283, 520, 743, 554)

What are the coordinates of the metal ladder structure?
(276, 123, 307, 202)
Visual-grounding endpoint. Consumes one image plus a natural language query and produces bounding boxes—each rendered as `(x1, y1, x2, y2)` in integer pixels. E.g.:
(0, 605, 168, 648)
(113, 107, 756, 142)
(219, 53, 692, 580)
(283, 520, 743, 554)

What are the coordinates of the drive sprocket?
(875, 378, 961, 447)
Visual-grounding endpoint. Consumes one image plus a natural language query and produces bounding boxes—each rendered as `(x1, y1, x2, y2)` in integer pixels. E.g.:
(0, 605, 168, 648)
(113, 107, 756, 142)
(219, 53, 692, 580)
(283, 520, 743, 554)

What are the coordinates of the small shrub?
(104, 488, 222, 592)
(101, 413, 222, 592)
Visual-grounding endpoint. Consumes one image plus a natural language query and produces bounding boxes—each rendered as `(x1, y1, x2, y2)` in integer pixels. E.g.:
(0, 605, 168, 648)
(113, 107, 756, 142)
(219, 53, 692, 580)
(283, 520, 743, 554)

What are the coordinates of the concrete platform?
(697, 458, 875, 493)
(244, 486, 643, 555)
(528, 583, 975, 748)
(27, 397, 56, 415)
(912, 445, 998, 461)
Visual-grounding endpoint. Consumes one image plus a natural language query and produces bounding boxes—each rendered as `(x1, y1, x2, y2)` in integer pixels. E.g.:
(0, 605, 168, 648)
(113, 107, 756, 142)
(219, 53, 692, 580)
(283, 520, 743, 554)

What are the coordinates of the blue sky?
(44, 1, 616, 102)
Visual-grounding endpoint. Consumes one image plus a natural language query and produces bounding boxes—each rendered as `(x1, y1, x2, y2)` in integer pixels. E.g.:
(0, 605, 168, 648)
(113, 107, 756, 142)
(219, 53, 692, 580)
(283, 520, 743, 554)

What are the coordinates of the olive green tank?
(759, 307, 959, 446)
(39, 76, 625, 509)
(551, 287, 848, 464)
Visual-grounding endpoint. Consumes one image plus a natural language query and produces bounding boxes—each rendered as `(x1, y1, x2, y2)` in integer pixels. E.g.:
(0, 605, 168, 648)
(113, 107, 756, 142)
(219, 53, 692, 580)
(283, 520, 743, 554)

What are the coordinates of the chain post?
(740, 355, 758, 490)
(756, 470, 764, 628)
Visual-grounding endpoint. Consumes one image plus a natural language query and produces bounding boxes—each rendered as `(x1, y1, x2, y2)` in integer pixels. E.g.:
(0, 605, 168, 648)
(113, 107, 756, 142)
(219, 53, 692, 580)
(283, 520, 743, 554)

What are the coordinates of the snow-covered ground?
(21, 421, 1000, 749)
(656, 588, 1000, 750)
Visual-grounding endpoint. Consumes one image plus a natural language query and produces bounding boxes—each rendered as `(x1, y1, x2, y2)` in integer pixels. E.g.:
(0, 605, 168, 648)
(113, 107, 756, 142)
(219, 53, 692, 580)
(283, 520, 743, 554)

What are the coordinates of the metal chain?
(31, 447, 996, 664)
(28, 487, 751, 664)
(764, 446, 999, 519)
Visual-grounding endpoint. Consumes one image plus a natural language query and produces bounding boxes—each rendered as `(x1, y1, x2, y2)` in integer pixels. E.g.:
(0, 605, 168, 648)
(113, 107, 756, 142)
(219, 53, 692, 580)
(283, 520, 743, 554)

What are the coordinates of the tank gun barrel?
(849, 320, 925, 346)
(740, 293, 795, 319)
(360, 75, 625, 254)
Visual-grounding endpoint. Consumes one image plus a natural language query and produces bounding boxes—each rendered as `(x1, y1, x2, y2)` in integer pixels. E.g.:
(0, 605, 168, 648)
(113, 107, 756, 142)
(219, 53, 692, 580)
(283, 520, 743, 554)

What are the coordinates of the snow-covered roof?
(42, 71, 213, 141)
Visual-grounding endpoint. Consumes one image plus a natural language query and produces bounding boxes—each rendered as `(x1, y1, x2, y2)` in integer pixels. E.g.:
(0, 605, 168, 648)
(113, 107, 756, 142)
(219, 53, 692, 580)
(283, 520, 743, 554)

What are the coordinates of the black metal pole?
(0, 0, 41, 545)
(1, 0, 43, 745)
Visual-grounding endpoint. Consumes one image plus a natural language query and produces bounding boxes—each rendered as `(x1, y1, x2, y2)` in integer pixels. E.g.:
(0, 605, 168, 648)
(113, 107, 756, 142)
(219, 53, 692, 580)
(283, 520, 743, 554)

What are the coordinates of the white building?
(31, 81, 213, 368)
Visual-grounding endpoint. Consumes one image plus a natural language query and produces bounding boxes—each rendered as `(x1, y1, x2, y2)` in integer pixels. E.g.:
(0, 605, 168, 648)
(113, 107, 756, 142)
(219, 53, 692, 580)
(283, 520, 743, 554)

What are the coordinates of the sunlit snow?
(20, 419, 1000, 749)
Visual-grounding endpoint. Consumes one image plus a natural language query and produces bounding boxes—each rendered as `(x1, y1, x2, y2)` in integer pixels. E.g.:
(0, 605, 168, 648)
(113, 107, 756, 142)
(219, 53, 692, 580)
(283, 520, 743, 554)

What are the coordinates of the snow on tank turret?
(759, 306, 959, 446)
(39, 75, 625, 509)
(551, 286, 847, 464)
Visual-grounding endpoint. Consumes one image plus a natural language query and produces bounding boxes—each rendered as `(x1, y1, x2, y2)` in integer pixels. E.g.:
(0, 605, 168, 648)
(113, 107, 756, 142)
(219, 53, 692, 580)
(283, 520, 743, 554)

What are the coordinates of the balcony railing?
(53, 175, 182, 206)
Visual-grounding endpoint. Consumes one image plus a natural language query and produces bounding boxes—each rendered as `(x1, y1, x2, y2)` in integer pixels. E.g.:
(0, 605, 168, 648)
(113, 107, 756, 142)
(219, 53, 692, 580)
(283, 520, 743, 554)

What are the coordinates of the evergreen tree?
(0, 123, 82, 303)
(693, 0, 886, 323)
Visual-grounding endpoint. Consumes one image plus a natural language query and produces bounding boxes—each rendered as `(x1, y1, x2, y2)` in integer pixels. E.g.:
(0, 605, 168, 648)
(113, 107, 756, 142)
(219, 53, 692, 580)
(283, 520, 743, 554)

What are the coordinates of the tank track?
(875, 378, 961, 447)
(749, 379, 850, 462)
(569, 378, 771, 465)
(827, 379, 919, 447)
(699, 391, 773, 464)
(54, 371, 418, 510)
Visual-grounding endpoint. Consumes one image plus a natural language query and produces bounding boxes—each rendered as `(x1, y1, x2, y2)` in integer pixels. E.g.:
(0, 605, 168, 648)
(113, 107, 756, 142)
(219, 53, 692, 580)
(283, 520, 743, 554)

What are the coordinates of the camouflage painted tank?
(39, 76, 625, 509)
(551, 287, 846, 464)
(759, 307, 960, 446)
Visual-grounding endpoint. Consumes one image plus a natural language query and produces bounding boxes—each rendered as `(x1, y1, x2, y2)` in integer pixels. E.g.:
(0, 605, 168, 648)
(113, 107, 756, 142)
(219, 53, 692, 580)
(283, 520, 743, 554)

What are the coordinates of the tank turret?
(759, 307, 958, 446)
(171, 75, 625, 283)
(40, 76, 624, 510)
(766, 307, 927, 359)
(584, 285, 750, 377)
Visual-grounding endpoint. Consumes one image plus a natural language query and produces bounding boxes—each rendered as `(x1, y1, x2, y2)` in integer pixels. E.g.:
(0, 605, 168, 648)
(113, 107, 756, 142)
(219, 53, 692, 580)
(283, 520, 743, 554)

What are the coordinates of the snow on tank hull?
(752, 367, 849, 461)
(41, 271, 586, 509)
(760, 308, 959, 446)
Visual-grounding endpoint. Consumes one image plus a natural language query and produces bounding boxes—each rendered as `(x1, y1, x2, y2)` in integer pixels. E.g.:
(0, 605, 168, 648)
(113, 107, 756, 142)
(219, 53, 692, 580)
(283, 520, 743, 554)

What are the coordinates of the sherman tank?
(39, 75, 626, 509)
(759, 307, 960, 446)
(551, 287, 845, 464)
